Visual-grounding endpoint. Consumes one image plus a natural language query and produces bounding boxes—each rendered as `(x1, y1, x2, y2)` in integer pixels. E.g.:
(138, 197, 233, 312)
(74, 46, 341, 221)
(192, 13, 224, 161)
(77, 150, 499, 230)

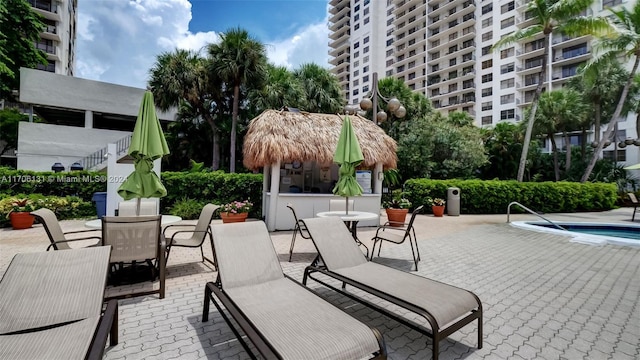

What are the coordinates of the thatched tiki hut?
(243, 109, 397, 231)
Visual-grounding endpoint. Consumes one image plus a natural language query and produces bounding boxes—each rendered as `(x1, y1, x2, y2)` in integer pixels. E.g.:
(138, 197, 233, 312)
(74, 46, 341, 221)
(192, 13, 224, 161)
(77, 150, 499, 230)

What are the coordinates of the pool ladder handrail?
(507, 202, 567, 231)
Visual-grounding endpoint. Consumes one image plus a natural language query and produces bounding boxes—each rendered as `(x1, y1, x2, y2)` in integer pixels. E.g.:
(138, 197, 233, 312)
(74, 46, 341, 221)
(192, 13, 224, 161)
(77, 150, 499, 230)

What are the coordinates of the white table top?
(316, 211, 379, 221)
(85, 215, 183, 229)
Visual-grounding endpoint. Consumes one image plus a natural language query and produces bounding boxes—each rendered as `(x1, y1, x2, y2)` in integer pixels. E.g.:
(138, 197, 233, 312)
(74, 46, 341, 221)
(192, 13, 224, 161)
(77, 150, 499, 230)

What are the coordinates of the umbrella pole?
(136, 198, 141, 216)
(345, 196, 349, 215)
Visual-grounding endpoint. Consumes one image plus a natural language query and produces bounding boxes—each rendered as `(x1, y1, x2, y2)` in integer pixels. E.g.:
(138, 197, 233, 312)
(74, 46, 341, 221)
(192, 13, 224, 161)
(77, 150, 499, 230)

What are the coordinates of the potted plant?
(382, 194, 411, 227)
(428, 197, 446, 217)
(4, 198, 36, 230)
(219, 200, 253, 223)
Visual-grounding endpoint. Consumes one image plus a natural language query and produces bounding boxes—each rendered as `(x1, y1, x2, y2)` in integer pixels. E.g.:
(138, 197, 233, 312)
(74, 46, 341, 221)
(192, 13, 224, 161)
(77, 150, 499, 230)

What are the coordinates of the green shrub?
(169, 198, 208, 220)
(0, 194, 94, 227)
(403, 179, 617, 214)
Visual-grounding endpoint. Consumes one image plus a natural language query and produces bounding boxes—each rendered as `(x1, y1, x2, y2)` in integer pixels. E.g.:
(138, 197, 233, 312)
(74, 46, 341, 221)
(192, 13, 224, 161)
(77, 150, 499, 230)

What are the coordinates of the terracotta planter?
(9, 212, 35, 230)
(221, 212, 248, 223)
(432, 205, 445, 217)
(385, 208, 408, 227)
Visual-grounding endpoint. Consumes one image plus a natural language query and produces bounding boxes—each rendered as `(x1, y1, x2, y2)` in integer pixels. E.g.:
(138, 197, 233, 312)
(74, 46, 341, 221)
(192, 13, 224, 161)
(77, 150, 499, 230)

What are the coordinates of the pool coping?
(510, 221, 640, 248)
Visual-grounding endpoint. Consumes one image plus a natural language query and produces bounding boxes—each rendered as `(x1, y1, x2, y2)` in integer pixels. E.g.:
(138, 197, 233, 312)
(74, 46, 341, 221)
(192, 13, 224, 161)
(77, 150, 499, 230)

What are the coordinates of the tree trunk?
(230, 84, 240, 173)
(206, 117, 221, 170)
(581, 128, 587, 159)
(581, 55, 640, 182)
(517, 33, 550, 182)
(564, 132, 571, 176)
(636, 112, 640, 140)
(594, 103, 601, 143)
(550, 134, 559, 181)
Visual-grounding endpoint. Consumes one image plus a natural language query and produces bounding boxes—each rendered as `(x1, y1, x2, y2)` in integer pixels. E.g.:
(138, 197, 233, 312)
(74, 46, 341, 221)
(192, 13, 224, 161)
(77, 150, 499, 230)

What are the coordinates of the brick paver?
(1, 208, 638, 359)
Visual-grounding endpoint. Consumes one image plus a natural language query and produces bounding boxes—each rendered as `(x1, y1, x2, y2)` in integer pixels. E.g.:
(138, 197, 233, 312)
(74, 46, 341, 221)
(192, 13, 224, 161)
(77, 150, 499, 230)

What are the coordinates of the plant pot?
(221, 212, 248, 223)
(432, 205, 445, 217)
(385, 208, 408, 227)
(9, 212, 35, 230)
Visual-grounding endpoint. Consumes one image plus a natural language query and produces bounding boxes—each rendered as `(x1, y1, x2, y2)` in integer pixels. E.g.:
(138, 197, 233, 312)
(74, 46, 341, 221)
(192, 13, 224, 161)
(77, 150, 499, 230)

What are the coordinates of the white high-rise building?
(329, 0, 638, 167)
(28, 0, 77, 75)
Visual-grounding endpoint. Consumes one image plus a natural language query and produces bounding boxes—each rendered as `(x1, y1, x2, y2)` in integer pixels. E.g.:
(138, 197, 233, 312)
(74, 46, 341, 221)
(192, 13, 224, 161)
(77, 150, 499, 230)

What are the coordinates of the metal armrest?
(63, 228, 101, 235)
(168, 229, 210, 243)
(46, 236, 102, 251)
(162, 223, 194, 237)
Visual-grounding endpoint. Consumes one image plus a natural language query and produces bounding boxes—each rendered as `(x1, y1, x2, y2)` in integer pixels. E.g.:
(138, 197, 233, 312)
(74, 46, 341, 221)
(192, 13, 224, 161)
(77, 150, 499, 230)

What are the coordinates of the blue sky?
(76, 0, 330, 88)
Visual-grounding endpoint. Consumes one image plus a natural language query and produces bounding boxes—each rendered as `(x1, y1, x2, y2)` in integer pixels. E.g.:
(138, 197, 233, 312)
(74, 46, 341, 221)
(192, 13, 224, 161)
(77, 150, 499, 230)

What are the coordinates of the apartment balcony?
(516, 47, 544, 59)
(429, 0, 459, 18)
(329, 47, 349, 60)
(40, 24, 61, 42)
(31, 6, 61, 22)
(329, 5, 350, 22)
(329, 38, 349, 52)
(330, 0, 347, 7)
(553, 48, 590, 66)
(516, 13, 537, 29)
(395, 0, 423, 14)
(329, 17, 349, 32)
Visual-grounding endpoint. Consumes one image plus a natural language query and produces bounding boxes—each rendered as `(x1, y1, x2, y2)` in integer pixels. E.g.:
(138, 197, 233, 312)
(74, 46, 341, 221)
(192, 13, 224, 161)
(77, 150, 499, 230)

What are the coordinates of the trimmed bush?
(403, 179, 617, 214)
(0, 194, 94, 227)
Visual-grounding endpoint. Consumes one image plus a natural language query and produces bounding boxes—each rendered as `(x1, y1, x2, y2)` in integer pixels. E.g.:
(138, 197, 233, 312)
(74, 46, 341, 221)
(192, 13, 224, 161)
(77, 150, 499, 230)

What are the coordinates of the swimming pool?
(511, 221, 640, 247)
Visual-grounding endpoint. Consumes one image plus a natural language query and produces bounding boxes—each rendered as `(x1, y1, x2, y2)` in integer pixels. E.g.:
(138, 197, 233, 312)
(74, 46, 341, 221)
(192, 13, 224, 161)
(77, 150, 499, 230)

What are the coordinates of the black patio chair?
(370, 205, 424, 271)
(287, 203, 312, 261)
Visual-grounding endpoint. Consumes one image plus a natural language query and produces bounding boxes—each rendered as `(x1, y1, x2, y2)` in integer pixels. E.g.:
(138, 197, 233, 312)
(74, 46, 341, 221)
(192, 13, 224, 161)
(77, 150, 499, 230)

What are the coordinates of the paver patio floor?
(1, 208, 638, 359)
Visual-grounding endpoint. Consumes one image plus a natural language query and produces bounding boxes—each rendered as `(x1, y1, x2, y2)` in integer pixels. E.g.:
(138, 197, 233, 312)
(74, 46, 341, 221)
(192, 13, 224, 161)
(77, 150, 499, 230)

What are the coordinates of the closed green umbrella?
(117, 91, 170, 213)
(332, 115, 364, 214)
(624, 163, 640, 170)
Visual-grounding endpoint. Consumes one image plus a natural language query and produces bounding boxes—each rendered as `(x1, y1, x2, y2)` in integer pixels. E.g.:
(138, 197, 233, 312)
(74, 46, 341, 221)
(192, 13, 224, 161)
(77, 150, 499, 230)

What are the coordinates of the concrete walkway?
(1, 208, 638, 359)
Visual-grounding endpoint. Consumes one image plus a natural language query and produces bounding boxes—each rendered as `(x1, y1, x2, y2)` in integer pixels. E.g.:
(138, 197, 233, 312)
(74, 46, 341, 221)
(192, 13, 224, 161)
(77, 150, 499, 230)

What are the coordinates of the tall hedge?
(403, 179, 617, 214)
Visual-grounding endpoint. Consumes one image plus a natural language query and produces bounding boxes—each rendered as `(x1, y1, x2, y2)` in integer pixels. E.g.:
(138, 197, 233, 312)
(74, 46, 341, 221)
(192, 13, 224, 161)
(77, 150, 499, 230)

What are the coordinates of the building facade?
(28, 0, 77, 75)
(329, 0, 638, 166)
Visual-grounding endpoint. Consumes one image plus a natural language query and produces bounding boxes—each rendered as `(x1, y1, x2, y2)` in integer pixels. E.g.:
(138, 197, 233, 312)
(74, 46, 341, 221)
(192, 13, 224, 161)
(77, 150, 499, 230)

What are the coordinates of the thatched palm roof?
(243, 109, 397, 170)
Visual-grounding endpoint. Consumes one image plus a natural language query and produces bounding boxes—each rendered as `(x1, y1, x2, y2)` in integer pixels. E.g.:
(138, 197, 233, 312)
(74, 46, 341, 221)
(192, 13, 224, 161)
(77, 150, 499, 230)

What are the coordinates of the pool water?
(511, 221, 640, 247)
(531, 223, 640, 240)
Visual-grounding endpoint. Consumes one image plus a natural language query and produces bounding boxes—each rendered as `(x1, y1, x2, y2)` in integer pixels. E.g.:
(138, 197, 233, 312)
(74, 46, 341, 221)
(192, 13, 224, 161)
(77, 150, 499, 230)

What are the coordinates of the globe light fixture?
(353, 72, 406, 125)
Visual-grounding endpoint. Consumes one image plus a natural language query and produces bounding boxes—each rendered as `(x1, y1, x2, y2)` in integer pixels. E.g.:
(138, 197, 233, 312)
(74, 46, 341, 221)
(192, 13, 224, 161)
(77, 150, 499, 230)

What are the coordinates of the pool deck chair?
(628, 193, 638, 221)
(302, 216, 482, 360)
(32, 208, 101, 251)
(202, 221, 387, 360)
(286, 202, 312, 261)
(163, 203, 219, 267)
(0, 247, 118, 360)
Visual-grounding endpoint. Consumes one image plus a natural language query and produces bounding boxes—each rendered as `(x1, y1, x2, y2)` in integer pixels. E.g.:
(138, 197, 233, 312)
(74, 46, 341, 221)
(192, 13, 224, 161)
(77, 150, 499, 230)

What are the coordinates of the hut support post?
(262, 166, 269, 219)
(267, 161, 281, 231)
(374, 163, 383, 196)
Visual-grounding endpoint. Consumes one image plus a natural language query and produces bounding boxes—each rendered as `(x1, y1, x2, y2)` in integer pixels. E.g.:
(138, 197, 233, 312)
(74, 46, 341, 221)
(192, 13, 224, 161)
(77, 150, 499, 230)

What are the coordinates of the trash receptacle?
(92, 192, 107, 219)
(447, 187, 460, 216)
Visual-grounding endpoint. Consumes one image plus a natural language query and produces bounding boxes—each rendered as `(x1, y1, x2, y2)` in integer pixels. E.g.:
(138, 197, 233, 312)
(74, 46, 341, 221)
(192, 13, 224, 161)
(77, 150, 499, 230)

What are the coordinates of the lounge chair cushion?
(0, 248, 109, 334)
(0, 317, 99, 359)
(213, 222, 284, 289)
(225, 278, 381, 360)
(335, 262, 479, 327)
(306, 219, 368, 270)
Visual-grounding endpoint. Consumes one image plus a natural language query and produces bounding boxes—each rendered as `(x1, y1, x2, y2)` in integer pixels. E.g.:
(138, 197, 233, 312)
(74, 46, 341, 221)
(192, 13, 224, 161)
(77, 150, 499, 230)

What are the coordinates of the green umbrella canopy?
(117, 91, 170, 201)
(332, 115, 364, 206)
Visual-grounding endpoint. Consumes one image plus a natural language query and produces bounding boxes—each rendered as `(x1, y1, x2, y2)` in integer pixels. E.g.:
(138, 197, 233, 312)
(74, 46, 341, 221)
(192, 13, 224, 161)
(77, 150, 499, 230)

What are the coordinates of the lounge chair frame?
(628, 193, 638, 221)
(302, 218, 483, 360)
(201, 222, 388, 360)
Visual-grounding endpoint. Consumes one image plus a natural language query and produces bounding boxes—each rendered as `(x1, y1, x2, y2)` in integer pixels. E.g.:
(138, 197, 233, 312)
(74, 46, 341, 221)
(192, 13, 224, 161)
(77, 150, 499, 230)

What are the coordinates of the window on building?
(363, 65, 369, 73)
(408, 60, 416, 68)
(482, 59, 493, 69)
(354, 42, 360, 49)
(355, 14, 360, 21)
(500, 63, 515, 74)
(482, 17, 493, 28)
(364, 6, 369, 15)
(481, 46, 491, 56)
(354, 51, 359, 58)
(364, 17, 370, 24)
(431, 89, 440, 97)
(482, 87, 493, 96)
(431, 39, 440, 47)
(363, 85, 369, 92)
(482, 3, 493, 14)
(603, 149, 626, 161)
(363, 46, 369, 53)
(482, 31, 493, 42)
(408, 72, 416, 80)
(363, 36, 369, 44)
(501, 1, 515, 13)
(355, 23, 360, 30)
(482, 102, 493, 111)
(501, 78, 515, 89)
(482, 74, 493, 83)
(353, 89, 359, 96)
(449, 83, 458, 92)
(363, 55, 369, 62)
(353, 60, 359, 67)
(432, 64, 439, 72)
(602, 0, 622, 8)
(500, 94, 515, 104)
(354, 70, 359, 76)
(500, 47, 514, 59)
(501, 17, 515, 29)
(450, 58, 457, 66)
(363, 75, 369, 83)
(500, 109, 515, 120)
(448, 45, 458, 54)
(482, 116, 493, 125)
(353, 79, 359, 86)
(386, 38, 393, 46)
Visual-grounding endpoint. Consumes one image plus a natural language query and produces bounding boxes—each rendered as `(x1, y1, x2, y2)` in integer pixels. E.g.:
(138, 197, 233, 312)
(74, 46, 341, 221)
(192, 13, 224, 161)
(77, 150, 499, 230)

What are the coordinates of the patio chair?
(31, 208, 101, 251)
(163, 203, 219, 267)
(370, 205, 424, 271)
(301, 216, 483, 360)
(202, 221, 387, 360)
(0, 247, 118, 360)
(286, 202, 312, 261)
(117, 200, 157, 216)
(101, 215, 166, 299)
(628, 193, 638, 221)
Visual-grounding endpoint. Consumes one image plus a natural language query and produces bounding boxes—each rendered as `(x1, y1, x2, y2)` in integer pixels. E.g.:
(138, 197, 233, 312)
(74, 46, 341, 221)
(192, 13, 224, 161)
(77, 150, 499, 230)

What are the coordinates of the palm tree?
(293, 63, 344, 113)
(148, 49, 225, 170)
(533, 89, 587, 180)
(581, 4, 640, 182)
(248, 64, 305, 112)
(208, 27, 267, 173)
(493, 0, 609, 182)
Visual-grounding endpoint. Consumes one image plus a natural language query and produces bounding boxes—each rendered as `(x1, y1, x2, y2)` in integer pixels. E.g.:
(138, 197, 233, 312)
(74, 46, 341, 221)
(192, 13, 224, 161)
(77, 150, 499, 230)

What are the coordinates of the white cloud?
(75, 0, 330, 88)
(76, 0, 217, 88)
(265, 21, 330, 70)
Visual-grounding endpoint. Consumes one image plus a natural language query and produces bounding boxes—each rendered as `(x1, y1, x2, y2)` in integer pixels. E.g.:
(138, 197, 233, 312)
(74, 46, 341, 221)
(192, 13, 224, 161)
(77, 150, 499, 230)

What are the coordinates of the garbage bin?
(92, 192, 107, 219)
(447, 187, 460, 216)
